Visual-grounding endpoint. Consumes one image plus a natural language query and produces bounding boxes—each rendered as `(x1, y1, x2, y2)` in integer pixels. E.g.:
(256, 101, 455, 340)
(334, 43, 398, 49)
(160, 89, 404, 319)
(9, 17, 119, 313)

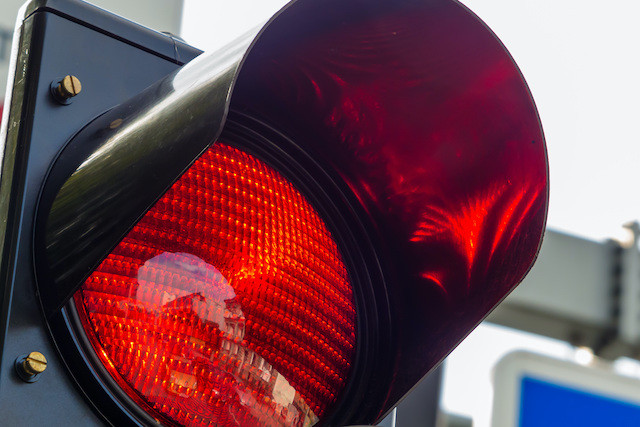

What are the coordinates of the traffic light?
(0, 0, 547, 425)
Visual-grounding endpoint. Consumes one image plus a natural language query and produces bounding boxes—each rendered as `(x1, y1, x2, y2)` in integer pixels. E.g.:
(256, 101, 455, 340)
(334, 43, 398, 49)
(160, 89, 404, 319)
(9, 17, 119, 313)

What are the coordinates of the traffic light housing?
(0, 0, 547, 425)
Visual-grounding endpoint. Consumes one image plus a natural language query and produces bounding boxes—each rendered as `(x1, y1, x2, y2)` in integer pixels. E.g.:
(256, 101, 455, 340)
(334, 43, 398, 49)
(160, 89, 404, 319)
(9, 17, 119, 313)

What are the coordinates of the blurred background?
(3, 1, 640, 426)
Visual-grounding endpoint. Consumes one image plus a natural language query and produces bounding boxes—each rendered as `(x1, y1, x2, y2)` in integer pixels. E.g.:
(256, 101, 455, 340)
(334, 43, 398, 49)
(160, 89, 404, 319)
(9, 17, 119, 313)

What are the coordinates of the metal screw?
(22, 351, 47, 376)
(55, 75, 82, 100)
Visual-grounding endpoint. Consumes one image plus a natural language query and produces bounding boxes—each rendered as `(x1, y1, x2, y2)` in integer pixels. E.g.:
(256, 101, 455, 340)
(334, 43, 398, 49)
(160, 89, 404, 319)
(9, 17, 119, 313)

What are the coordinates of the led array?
(75, 142, 356, 426)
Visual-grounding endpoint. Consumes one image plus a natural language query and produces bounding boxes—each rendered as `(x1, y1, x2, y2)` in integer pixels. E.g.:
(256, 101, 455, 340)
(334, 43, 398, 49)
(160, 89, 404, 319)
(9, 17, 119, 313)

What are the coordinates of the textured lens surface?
(74, 143, 356, 426)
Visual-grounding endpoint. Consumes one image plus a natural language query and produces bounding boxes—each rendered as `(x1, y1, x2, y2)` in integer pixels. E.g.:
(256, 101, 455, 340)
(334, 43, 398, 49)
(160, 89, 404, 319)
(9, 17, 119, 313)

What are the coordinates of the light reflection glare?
(89, 251, 320, 426)
(575, 347, 595, 366)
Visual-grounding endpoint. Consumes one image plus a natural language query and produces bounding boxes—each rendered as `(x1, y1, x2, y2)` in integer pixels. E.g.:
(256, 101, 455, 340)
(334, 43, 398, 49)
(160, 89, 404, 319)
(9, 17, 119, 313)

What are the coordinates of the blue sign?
(519, 375, 640, 426)
(492, 352, 640, 427)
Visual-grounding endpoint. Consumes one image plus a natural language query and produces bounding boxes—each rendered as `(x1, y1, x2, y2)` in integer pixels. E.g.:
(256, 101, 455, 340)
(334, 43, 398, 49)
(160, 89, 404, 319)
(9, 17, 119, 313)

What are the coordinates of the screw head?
(22, 351, 47, 376)
(56, 75, 82, 99)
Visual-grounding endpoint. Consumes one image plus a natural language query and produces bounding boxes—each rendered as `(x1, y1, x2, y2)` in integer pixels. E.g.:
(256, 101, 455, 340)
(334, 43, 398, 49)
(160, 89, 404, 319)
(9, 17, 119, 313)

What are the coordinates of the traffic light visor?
(230, 0, 548, 412)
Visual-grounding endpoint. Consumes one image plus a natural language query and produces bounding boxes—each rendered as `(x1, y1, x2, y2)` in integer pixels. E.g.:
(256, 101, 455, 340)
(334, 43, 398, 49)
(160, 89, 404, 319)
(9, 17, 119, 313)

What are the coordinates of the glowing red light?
(74, 143, 356, 426)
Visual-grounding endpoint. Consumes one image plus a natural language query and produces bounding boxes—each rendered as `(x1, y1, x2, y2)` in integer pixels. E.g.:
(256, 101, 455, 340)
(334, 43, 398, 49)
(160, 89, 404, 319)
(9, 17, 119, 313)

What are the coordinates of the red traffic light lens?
(73, 143, 357, 426)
